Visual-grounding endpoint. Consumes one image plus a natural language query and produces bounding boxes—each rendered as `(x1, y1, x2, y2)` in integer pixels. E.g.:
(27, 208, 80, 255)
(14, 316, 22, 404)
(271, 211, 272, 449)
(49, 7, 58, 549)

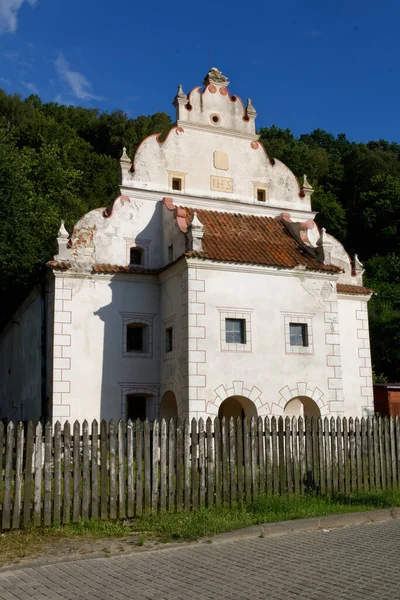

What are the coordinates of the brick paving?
(1, 520, 400, 599)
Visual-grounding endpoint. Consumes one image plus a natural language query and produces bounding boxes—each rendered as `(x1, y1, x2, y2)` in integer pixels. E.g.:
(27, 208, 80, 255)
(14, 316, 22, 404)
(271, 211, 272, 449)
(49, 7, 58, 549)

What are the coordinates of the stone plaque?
(213, 151, 229, 170)
(210, 175, 233, 193)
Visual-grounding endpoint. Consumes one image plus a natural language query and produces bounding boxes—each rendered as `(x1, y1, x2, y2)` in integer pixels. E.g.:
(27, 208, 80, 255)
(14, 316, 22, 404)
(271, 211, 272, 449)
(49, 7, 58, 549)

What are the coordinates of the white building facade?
(0, 68, 374, 425)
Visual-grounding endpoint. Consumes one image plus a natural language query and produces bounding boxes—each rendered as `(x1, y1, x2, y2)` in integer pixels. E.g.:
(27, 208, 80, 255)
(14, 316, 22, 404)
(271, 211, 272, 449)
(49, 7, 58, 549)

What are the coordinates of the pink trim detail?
(103, 195, 130, 218)
(219, 87, 228, 96)
(251, 141, 259, 149)
(162, 197, 188, 232)
(208, 84, 217, 94)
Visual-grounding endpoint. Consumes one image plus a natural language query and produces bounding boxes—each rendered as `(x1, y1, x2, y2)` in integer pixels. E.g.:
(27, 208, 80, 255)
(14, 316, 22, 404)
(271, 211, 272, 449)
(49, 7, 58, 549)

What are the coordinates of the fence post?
(292, 417, 299, 496)
(126, 420, 134, 518)
(143, 420, 151, 513)
(265, 417, 271, 495)
(73, 421, 81, 522)
(168, 418, 176, 512)
(243, 418, 251, 502)
(229, 417, 237, 505)
(278, 417, 285, 495)
(390, 417, 397, 489)
(44, 422, 52, 527)
(176, 418, 183, 511)
(336, 417, 344, 494)
(221, 417, 229, 506)
(135, 420, 143, 516)
(82, 420, 90, 522)
(118, 420, 126, 519)
(53, 421, 62, 525)
(33, 422, 43, 527)
(12, 422, 24, 530)
(183, 419, 191, 510)
(285, 417, 292, 495)
(361, 417, 368, 492)
(199, 418, 206, 509)
(151, 419, 159, 513)
(214, 417, 221, 507)
(331, 417, 338, 494)
(206, 418, 214, 508)
(191, 418, 198, 510)
(100, 420, 108, 519)
(160, 418, 167, 513)
(2, 422, 15, 530)
(109, 420, 117, 519)
(91, 420, 99, 520)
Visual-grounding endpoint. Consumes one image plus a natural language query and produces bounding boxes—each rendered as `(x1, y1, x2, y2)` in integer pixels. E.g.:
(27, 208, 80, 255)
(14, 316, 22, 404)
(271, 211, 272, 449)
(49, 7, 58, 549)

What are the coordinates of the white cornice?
(119, 186, 316, 221)
(176, 120, 259, 141)
(53, 271, 159, 284)
(337, 293, 373, 300)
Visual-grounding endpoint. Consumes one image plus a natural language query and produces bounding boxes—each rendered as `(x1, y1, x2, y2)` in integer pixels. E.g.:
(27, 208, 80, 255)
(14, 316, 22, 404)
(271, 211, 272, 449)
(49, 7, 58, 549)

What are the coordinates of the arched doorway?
(284, 396, 321, 419)
(159, 391, 178, 421)
(218, 395, 258, 420)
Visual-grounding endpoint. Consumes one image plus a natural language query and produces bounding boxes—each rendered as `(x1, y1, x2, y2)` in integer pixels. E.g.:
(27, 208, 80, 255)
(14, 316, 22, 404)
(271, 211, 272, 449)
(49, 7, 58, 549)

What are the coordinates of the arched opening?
(218, 395, 258, 420)
(159, 391, 178, 421)
(284, 396, 321, 419)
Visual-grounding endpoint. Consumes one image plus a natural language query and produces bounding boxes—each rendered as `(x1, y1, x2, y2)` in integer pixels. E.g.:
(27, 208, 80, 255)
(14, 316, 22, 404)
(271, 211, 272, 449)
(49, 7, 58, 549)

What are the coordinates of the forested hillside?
(0, 91, 399, 381)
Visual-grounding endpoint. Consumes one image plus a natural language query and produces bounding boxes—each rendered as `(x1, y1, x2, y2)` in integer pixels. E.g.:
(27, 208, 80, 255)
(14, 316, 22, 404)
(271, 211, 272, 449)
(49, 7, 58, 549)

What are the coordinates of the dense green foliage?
(0, 91, 399, 380)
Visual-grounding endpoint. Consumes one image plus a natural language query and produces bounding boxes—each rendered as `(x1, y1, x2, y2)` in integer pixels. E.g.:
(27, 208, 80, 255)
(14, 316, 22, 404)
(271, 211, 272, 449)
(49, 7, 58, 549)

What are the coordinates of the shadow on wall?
(94, 202, 164, 422)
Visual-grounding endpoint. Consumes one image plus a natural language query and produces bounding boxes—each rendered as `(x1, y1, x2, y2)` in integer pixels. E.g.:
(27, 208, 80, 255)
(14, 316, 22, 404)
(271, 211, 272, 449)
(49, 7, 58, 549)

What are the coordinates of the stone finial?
(173, 84, 188, 121)
(120, 147, 130, 163)
(246, 98, 257, 118)
(301, 174, 313, 202)
(55, 220, 70, 261)
(317, 227, 334, 265)
(188, 211, 204, 252)
(203, 67, 230, 87)
(176, 84, 186, 99)
(119, 147, 132, 183)
(354, 253, 364, 283)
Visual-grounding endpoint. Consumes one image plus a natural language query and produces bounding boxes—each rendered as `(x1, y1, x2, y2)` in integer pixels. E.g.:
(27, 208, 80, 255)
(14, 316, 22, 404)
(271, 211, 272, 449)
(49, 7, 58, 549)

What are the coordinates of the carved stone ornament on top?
(203, 67, 230, 88)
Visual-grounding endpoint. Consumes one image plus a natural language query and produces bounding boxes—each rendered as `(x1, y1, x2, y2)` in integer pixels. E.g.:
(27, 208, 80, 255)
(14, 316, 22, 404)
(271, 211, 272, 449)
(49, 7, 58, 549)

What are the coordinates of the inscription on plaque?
(210, 176, 233, 192)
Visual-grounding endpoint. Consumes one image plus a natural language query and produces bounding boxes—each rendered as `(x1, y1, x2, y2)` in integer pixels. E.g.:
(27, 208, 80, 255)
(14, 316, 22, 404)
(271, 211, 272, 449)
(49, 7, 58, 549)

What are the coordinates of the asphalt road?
(0, 519, 399, 599)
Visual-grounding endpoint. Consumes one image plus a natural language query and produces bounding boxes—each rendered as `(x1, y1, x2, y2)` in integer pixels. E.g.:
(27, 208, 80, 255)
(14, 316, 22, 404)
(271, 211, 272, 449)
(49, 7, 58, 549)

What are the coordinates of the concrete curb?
(210, 507, 400, 544)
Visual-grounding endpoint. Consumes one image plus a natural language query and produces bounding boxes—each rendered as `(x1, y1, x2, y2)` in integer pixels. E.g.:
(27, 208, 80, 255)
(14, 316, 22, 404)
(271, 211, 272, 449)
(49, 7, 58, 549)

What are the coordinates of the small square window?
(289, 323, 308, 347)
(168, 244, 173, 262)
(172, 177, 182, 191)
(257, 189, 266, 202)
(130, 247, 143, 266)
(127, 323, 146, 352)
(225, 318, 246, 344)
(165, 327, 173, 353)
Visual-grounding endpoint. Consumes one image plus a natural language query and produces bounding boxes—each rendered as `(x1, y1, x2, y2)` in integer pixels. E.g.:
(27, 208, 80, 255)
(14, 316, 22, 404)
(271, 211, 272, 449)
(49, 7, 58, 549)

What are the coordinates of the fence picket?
(318, 418, 325, 495)
(312, 418, 319, 491)
(336, 417, 344, 494)
(378, 417, 386, 490)
(367, 417, 375, 491)
(355, 418, 362, 492)
(152, 419, 159, 513)
(53, 422, 61, 525)
(100, 420, 108, 519)
(160, 419, 167, 512)
(168, 418, 176, 512)
(143, 420, 151, 513)
(361, 417, 368, 492)
(109, 420, 117, 519)
(390, 417, 397, 489)
(2, 423, 14, 530)
(176, 419, 183, 511)
(258, 417, 265, 496)
(214, 417, 221, 507)
(183, 419, 191, 510)
(63, 422, 71, 524)
(384, 417, 392, 489)
(236, 418, 244, 501)
(396, 417, 400, 490)
(206, 418, 214, 508)
(0, 423, 4, 518)
(243, 418, 251, 502)
(135, 420, 143, 516)
(221, 417, 229, 506)
(12, 422, 24, 530)
(285, 417, 292, 494)
(199, 418, 206, 509)
(229, 417, 236, 504)
(331, 418, 338, 494)
(265, 417, 271, 495)
(343, 418, 350, 496)
(82, 420, 90, 521)
(324, 418, 331, 495)
(73, 421, 81, 522)
(191, 418, 198, 510)
(126, 420, 134, 518)
(91, 420, 99, 520)
(118, 420, 126, 519)
(298, 417, 305, 495)
(34, 422, 43, 527)
(44, 422, 52, 527)
(306, 418, 313, 492)
(278, 417, 285, 495)
(374, 417, 380, 490)
(291, 417, 299, 495)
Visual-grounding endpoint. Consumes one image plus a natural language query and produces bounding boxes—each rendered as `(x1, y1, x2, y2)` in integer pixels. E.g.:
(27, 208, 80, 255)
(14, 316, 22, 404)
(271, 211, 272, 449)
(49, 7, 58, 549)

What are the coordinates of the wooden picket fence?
(1, 415, 400, 530)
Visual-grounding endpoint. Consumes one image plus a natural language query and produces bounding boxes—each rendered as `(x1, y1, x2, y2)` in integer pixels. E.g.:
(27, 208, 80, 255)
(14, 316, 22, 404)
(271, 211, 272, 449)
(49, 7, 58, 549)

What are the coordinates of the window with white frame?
(163, 317, 175, 360)
(121, 312, 155, 358)
(124, 238, 150, 268)
(218, 308, 253, 352)
(283, 313, 314, 355)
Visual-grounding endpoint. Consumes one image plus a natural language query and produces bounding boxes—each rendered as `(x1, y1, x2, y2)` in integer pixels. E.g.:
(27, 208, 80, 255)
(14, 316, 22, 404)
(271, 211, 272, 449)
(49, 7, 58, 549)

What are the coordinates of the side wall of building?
(0, 287, 42, 422)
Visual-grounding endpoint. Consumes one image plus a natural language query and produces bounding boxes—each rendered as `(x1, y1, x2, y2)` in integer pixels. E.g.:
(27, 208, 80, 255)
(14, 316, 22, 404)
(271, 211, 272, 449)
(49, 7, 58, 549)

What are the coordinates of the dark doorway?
(126, 395, 147, 421)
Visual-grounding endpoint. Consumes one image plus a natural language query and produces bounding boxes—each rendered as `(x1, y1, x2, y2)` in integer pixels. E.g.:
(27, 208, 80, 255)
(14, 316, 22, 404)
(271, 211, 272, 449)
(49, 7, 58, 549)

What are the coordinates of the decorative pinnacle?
(58, 220, 69, 239)
(177, 84, 186, 99)
(246, 98, 257, 117)
(303, 174, 313, 191)
(190, 211, 203, 230)
(203, 67, 230, 87)
(120, 147, 131, 162)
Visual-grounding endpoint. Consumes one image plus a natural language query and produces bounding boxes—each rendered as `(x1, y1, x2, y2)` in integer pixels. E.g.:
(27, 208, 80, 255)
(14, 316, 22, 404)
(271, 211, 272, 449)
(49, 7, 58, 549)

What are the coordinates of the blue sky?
(0, 0, 399, 142)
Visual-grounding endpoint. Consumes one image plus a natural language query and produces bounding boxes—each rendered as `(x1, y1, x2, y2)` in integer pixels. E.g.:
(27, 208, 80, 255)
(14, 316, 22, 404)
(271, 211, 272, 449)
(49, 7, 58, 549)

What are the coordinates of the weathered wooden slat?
(349, 418, 356, 492)
(291, 417, 299, 496)
(109, 420, 117, 519)
(318, 418, 325, 495)
(324, 417, 332, 495)
(221, 417, 229, 506)
(214, 418, 221, 507)
(285, 417, 292, 494)
(100, 420, 108, 519)
(82, 420, 90, 521)
(44, 422, 52, 527)
(143, 420, 151, 513)
(199, 418, 206, 509)
(390, 417, 397, 489)
(0, 422, 4, 518)
(343, 418, 350, 496)
(305, 418, 313, 493)
(331, 417, 338, 495)
(270, 417, 278, 495)
(236, 418, 244, 501)
(243, 418, 251, 502)
(354, 418, 362, 492)
(151, 419, 159, 513)
(396, 417, 400, 491)
(206, 418, 214, 508)
(278, 417, 285, 495)
(265, 417, 272, 495)
(63, 422, 71, 524)
(250, 417, 257, 497)
(168, 418, 176, 512)
(367, 417, 374, 491)
(374, 417, 381, 490)
(53, 421, 62, 525)
(258, 417, 265, 496)
(298, 417, 305, 495)
(176, 419, 183, 511)
(12, 422, 24, 529)
(2, 423, 14, 530)
(311, 418, 319, 491)
(384, 417, 392, 489)
(378, 417, 386, 490)
(336, 417, 344, 494)
(160, 419, 167, 513)
(229, 418, 237, 505)
(135, 420, 143, 516)
(73, 421, 81, 522)
(191, 418, 198, 510)
(34, 422, 43, 527)
(118, 420, 126, 519)
(184, 419, 191, 510)
(91, 420, 99, 520)
(361, 417, 368, 492)
(126, 420, 134, 518)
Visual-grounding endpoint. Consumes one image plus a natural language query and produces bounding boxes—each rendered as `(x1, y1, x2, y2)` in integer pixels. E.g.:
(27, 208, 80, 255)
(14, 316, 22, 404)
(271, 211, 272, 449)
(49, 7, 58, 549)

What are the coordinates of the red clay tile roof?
(46, 260, 72, 270)
(183, 209, 340, 272)
(47, 261, 159, 275)
(337, 284, 373, 295)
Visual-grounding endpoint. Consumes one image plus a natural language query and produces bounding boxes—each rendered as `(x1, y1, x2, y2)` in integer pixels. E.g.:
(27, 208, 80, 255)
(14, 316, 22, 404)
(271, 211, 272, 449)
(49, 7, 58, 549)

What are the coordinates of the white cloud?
(55, 53, 98, 101)
(21, 79, 39, 94)
(0, 76, 11, 86)
(0, 0, 38, 35)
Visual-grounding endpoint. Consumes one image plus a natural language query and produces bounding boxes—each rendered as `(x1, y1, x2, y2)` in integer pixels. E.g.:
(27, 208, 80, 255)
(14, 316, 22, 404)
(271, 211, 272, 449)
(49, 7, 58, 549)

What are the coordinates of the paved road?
(1, 520, 399, 600)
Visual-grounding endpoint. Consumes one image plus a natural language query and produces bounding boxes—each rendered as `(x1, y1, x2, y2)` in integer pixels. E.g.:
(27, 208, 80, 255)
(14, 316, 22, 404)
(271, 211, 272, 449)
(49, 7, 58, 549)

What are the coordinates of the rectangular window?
(127, 324, 145, 352)
(165, 327, 173, 353)
(225, 318, 246, 344)
(126, 395, 147, 421)
(168, 244, 173, 262)
(257, 189, 266, 202)
(289, 323, 308, 347)
(172, 177, 182, 191)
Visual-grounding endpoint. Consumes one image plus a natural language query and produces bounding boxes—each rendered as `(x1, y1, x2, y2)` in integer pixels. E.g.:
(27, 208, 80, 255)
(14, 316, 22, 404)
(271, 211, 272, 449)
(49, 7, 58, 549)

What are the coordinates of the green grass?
(2, 490, 400, 566)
